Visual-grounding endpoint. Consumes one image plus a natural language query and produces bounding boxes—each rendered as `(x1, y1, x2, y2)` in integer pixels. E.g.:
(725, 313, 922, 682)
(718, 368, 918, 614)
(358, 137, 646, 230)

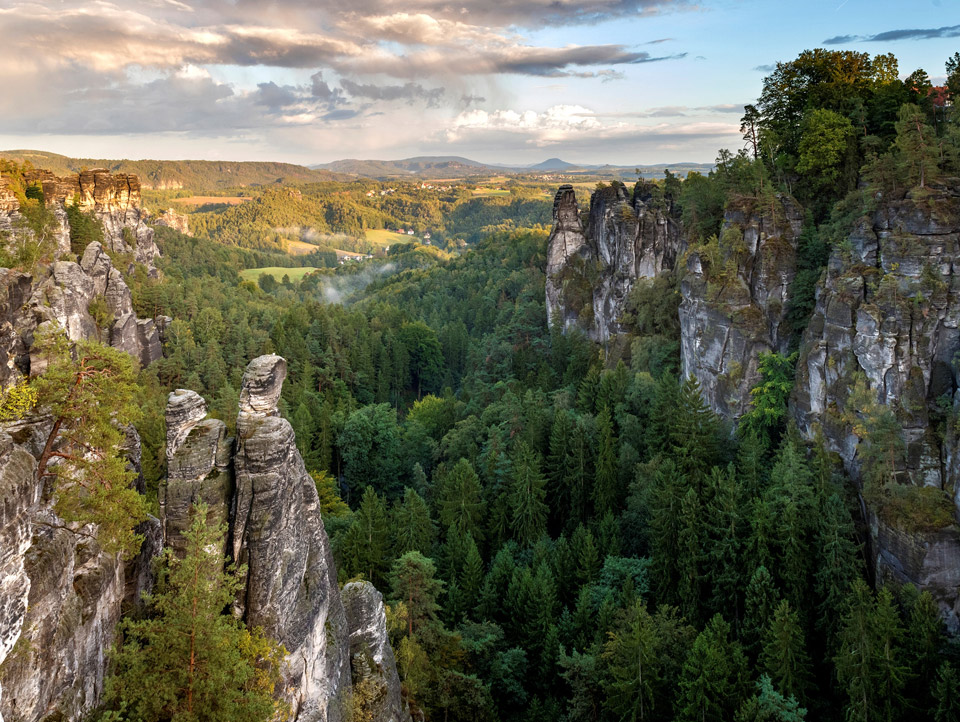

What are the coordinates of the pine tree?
(903, 588, 945, 715)
(103, 503, 285, 722)
(392, 487, 436, 555)
(389, 552, 444, 638)
(547, 408, 574, 532)
(760, 600, 812, 703)
(31, 328, 147, 556)
(649, 459, 684, 604)
(737, 675, 807, 722)
(510, 441, 549, 546)
(706, 464, 742, 621)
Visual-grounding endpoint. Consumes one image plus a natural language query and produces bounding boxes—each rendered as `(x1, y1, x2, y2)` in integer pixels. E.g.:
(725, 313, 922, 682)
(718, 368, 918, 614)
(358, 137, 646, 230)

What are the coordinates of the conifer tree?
(510, 441, 549, 546)
(760, 600, 812, 703)
(678, 614, 749, 722)
(438, 457, 486, 542)
(933, 662, 960, 722)
(743, 566, 780, 660)
(31, 328, 148, 556)
(341, 486, 391, 586)
(460, 534, 485, 618)
(677, 487, 704, 625)
(104, 503, 285, 722)
(593, 406, 620, 515)
(392, 487, 436, 555)
(814, 493, 861, 645)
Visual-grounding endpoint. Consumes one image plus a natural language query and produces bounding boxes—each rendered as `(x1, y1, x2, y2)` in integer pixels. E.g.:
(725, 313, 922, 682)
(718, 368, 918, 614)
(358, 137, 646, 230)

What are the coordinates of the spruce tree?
(510, 441, 549, 546)
(340, 486, 391, 586)
(814, 493, 861, 647)
(760, 600, 812, 703)
(677, 487, 704, 625)
(593, 406, 620, 516)
(743, 566, 780, 660)
(439, 457, 486, 542)
(392, 487, 436, 555)
(678, 614, 749, 722)
(934, 662, 960, 722)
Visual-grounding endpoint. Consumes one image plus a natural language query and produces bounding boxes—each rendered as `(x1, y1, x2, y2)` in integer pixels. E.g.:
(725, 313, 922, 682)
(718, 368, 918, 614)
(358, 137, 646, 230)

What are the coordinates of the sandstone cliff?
(790, 186, 960, 625)
(342, 582, 409, 722)
(679, 193, 803, 421)
(21, 169, 160, 267)
(545, 182, 685, 343)
(0, 424, 159, 722)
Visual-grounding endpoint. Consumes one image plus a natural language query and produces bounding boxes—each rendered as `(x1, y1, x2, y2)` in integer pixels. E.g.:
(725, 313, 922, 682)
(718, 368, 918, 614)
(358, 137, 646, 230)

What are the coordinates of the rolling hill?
(0, 150, 346, 190)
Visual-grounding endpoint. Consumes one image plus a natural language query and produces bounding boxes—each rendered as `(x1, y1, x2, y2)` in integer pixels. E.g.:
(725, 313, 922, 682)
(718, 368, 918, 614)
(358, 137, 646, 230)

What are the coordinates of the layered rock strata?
(161, 389, 232, 558)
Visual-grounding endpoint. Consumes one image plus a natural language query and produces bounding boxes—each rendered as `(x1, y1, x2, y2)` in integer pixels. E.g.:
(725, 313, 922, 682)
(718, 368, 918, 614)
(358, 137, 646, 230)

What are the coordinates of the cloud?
(753, 64, 776, 72)
(339, 79, 445, 107)
(444, 104, 738, 148)
(824, 24, 960, 44)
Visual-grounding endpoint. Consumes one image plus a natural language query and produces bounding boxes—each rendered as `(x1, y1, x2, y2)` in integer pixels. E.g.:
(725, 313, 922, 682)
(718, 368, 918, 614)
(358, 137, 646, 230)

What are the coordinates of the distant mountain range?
(1, 149, 714, 189)
(312, 156, 714, 180)
(0, 150, 346, 190)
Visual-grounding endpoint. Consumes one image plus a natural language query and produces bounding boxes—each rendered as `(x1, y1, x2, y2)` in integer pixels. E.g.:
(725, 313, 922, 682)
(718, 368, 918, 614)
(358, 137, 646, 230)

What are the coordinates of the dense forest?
(3, 47, 960, 722)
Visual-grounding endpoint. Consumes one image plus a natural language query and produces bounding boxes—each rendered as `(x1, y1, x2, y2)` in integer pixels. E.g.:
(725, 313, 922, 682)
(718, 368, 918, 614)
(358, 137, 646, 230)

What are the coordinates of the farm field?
(284, 238, 324, 255)
(364, 229, 416, 245)
(172, 195, 253, 206)
(239, 266, 319, 283)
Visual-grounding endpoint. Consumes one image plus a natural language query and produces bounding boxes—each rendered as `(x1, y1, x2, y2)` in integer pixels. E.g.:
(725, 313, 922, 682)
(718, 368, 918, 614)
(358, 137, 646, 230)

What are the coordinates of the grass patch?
(364, 229, 415, 246)
(239, 266, 318, 283)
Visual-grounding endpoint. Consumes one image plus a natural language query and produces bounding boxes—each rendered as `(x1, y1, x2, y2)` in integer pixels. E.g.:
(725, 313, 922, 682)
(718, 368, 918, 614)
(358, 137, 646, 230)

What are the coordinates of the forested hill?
(0, 149, 345, 189)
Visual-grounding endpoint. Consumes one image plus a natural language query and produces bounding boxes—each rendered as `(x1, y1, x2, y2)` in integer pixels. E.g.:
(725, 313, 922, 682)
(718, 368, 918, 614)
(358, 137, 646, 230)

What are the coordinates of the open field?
(239, 266, 319, 283)
(365, 229, 416, 245)
(471, 188, 512, 197)
(284, 238, 324, 255)
(173, 195, 253, 206)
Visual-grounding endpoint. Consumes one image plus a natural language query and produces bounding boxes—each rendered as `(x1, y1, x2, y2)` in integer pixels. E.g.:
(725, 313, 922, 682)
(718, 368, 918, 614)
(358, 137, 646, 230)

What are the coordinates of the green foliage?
(740, 352, 797, 447)
(66, 203, 105, 256)
(102, 503, 286, 722)
(31, 328, 147, 556)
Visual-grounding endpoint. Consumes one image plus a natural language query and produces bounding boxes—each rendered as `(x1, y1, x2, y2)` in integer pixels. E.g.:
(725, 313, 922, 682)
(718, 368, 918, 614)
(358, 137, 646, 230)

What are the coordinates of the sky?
(0, 0, 956, 166)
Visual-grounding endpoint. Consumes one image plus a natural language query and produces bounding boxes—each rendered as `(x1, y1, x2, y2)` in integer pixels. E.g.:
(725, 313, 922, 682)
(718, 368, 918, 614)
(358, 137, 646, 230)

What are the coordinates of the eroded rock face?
(790, 185, 960, 627)
(680, 194, 803, 421)
(161, 390, 233, 558)
(0, 433, 39, 722)
(342, 582, 408, 722)
(22, 169, 159, 267)
(546, 183, 685, 342)
(152, 209, 189, 235)
(792, 188, 960, 486)
(233, 355, 351, 722)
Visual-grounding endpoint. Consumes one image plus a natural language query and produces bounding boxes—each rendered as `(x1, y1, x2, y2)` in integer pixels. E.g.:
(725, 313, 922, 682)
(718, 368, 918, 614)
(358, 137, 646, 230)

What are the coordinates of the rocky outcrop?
(680, 194, 803, 421)
(160, 389, 233, 558)
(792, 187, 960, 485)
(0, 424, 159, 722)
(0, 433, 38, 722)
(22, 169, 159, 267)
(233, 355, 351, 722)
(152, 209, 189, 235)
(546, 182, 685, 343)
(23, 244, 162, 371)
(342, 582, 408, 722)
(789, 185, 960, 626)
